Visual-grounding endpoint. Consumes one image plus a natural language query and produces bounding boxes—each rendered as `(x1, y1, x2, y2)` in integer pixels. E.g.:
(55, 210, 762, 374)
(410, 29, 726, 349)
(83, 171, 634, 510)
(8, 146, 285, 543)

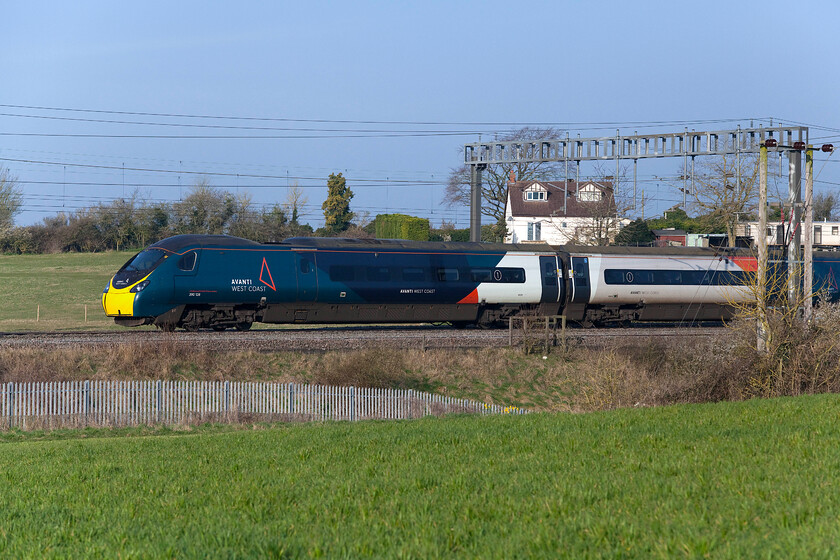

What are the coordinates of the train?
(101, 234, 840, 331)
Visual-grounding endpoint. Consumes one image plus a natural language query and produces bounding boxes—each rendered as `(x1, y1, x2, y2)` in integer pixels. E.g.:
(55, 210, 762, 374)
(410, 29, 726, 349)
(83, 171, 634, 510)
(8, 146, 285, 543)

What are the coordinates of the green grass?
(2, 394, 839, 558)
(0, 251, 135, 331)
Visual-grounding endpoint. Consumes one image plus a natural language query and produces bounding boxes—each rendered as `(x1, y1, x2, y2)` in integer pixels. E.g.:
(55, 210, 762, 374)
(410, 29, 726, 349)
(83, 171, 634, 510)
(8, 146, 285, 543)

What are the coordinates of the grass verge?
(1, 394, 839, 558)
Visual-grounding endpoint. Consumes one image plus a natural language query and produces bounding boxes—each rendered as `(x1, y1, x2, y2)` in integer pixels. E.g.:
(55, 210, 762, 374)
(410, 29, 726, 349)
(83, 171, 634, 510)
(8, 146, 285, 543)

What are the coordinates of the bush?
(374, 214, 430, 241)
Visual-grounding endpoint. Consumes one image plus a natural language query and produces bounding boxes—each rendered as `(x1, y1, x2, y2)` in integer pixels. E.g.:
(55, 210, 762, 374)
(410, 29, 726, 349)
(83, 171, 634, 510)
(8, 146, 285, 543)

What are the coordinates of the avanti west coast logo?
(230, 258, 276, 293)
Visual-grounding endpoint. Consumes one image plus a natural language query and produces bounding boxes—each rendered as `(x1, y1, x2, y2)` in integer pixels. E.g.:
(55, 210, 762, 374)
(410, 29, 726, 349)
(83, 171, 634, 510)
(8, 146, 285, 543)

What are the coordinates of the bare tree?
(284, 181, 308, 226)
(552, 163, 634, 246)
(813, 192, 839, 221)
(171, 178, 238, 235)
(674, 153, 763, 247)
(444, 127, 565, 225)
(0, 167, 23, 231)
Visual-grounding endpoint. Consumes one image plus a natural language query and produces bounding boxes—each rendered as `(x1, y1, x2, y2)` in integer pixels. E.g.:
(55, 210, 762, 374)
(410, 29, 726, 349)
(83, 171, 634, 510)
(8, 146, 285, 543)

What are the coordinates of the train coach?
(102, 234, 565, 331)
(102, 234, 840, 330)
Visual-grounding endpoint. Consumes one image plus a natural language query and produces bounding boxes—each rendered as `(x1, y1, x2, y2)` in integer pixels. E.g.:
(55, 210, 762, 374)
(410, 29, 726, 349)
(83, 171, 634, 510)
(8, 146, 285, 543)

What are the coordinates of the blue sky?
(3, 1, 839, 228)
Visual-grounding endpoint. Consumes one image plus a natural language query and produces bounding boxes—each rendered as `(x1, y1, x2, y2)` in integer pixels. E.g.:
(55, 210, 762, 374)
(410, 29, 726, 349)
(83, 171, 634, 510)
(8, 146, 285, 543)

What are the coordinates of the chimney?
(509, 170, 516, 184)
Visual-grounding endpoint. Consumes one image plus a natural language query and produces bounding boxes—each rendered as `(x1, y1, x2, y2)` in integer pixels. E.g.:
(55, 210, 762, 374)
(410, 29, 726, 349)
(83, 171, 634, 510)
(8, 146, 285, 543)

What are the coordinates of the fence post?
(289, 383, 295, 414)
(7, 382, 13, 430)
(350, 386, 355, 422)
(224, 380, 230, 413)
(156, 380, 162, 423)
(408, 389, 413, 419)
(83, 380, 90, 426)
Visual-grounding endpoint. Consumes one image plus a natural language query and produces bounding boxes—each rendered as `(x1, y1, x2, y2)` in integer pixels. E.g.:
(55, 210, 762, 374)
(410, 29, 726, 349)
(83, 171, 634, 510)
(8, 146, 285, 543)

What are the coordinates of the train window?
(604, 268, 748, 286)
(436, 268, 459, 282)
(366, 267, 391, 282)
(122, 249, 167, 273)
(300, 258, 313, 274)
(402, 267, 427, 282)
(604, 270, 624, 284)
(470, 269, 493, 282)
(329, 266, 355, 282)
(495, 268, 526, 283)
(574, 263, 588, 286)
(177, 252, 197, 272)
(542, 262, 557, 286)
(659, 270, 681, 284)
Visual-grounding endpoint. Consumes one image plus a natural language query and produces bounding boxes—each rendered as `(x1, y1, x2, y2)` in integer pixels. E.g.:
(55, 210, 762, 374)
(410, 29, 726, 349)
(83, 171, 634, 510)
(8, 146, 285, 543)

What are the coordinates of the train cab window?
(122, 248, 167, 273)
(329, 266, 355, 282)
(402, 267, 427, 282)
(300, 258, 313, 274)
(177, 252, 197, 272)
(436, 268, 459, 282)
(366, 267, 391, 282)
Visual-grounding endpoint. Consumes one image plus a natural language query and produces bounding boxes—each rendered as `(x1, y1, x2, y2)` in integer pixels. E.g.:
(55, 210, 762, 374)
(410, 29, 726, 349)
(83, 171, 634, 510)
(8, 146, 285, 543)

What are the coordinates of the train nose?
(102, 278, 136, 317)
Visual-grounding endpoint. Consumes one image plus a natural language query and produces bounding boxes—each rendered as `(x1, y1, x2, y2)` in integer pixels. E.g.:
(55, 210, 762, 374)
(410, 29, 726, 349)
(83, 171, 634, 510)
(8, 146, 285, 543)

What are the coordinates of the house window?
(578, 189, 601, 202)
(561, 222, 567, 228)
(815, 226, 823, 245)
(744, 225, 751, 237)
(525, 191, 546, 201)
(766, 227, 773, 237)
(527, 222, 541, 241)
(833, 226, 839, 236)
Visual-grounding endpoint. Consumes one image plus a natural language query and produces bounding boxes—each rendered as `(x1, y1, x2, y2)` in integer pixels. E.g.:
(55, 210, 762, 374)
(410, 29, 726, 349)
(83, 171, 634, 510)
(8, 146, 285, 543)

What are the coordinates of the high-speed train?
(101, 234, 840, 330)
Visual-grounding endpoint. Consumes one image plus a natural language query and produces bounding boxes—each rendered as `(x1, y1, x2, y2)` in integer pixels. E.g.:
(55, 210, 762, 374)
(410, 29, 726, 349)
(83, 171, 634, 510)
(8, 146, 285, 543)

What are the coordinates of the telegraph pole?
(787, 149, 803, 308)
(758, 142, 768, 353)
(804, 146, 814, 321)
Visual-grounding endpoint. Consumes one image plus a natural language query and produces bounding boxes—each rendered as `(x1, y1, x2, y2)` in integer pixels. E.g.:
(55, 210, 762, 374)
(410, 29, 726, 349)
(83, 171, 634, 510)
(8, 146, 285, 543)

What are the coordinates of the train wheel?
(183, 323, 199, 332)
(235, 321, 253, 332)
(212, 325, 227, 332)
(159, 322, 175, 333)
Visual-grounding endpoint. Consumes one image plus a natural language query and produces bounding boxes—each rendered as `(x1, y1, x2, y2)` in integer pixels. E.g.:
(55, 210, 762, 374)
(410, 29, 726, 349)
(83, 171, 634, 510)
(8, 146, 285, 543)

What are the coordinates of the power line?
(0, 131, 475, 139)
(0, 157, 440, 184)
(0, 103, 774, 129)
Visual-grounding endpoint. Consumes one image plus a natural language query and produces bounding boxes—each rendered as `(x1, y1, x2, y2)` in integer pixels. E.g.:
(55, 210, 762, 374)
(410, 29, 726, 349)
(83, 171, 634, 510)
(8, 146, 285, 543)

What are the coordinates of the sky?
(3, 0, 840, 229)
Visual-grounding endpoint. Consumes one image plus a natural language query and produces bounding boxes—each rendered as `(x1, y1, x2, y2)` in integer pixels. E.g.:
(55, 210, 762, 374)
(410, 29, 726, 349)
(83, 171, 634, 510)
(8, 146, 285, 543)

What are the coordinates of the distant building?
(651, 229, 687, 247)
(737, 220, 840, 249)
(504, 177, 628, 245)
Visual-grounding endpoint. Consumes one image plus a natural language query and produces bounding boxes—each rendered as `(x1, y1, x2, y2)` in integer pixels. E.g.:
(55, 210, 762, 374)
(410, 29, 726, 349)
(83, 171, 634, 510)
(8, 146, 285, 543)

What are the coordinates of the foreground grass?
(1, 395, 839, 558)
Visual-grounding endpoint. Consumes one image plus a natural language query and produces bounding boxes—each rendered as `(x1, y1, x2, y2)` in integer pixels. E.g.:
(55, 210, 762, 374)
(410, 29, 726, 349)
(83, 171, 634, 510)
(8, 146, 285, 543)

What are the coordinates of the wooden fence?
(0, 381, 524, 430)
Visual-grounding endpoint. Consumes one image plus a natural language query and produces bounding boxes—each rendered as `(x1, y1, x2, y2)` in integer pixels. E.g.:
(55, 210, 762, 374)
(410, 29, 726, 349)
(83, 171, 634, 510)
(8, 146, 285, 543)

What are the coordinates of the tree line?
(0, 170, 480, 254)
(0, 172, 367, 254)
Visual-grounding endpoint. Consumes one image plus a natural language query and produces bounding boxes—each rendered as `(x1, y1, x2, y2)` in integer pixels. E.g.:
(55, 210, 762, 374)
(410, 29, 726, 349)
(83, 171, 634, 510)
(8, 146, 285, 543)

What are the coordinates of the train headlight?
(103, 281, 110, 294)
(130, 280, 150, 293)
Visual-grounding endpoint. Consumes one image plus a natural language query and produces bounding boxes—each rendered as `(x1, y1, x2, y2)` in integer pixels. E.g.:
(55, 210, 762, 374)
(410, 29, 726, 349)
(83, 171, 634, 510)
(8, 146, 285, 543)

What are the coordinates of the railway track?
(0, 325, 724, 352)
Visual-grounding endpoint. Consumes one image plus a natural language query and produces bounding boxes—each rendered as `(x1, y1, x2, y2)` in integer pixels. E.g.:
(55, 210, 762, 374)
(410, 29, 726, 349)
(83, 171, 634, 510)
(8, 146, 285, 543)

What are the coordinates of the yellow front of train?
(102, 247, 168, 324)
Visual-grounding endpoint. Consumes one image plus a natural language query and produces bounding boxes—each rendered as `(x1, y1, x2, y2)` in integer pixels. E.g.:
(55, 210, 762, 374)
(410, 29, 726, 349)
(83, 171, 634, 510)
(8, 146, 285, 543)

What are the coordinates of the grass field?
(0, 251, 136, 331)
(1, 394, 839, 558)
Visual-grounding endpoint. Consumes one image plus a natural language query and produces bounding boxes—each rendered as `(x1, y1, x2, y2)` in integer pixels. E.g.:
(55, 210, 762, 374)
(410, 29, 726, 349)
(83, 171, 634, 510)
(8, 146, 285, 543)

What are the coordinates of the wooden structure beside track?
(508, 315, 567, 354)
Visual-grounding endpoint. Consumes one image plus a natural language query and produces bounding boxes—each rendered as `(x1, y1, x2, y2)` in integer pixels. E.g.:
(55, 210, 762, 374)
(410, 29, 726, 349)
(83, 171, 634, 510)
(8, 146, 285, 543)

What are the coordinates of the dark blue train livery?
(102, 234, 840, 330)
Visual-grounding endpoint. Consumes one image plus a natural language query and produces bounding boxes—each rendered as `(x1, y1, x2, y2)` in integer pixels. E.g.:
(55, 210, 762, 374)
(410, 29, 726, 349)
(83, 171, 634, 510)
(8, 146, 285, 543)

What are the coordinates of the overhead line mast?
(464, 125, 810, 242)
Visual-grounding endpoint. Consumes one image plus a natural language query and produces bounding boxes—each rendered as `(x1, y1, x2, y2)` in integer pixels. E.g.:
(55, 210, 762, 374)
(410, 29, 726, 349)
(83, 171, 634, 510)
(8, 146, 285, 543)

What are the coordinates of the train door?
(539, 255, 560, 302)
(569, 256, 591, 303)
(172, 249, 201, 301)
(295, 251, 318, 301)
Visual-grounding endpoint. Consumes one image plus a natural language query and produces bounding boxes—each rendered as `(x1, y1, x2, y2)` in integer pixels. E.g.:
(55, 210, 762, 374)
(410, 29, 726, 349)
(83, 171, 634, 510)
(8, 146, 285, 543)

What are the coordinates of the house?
(504, 176, 627, 245)
(737, 220, 840, 249)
